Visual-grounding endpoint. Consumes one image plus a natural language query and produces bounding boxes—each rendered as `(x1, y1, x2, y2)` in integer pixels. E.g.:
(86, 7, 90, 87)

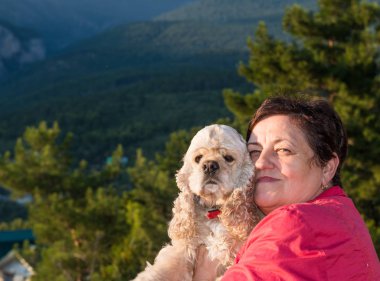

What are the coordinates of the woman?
(194, 96, 379, 280)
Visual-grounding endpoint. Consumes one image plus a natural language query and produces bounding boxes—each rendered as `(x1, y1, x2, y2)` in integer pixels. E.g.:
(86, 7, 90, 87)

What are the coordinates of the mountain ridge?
(155, 0, 315, 22)
(0, 0, 325, 163)
(0, 20, 46, 80)
(0, 0, 193, 52)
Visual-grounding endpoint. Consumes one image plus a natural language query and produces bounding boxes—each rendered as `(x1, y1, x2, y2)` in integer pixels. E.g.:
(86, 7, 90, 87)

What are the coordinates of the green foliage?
(223, 88, 267, 134)
(0, 218, 30, 230)
(123, 128, 200, 277)
(0, 67, 236, 163)
(224, 0, 380, 253)
(0, 121, 72, 197)
(0, 122, 173, 280)
(0, 121, 200, 279)
(128, 128, 197, 220)
(0, 200, 27, 223)
(29, 188, 135, 281)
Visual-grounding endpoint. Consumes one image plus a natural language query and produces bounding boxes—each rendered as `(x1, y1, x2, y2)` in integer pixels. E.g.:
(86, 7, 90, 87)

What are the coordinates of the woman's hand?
(193, 245, 220, 281)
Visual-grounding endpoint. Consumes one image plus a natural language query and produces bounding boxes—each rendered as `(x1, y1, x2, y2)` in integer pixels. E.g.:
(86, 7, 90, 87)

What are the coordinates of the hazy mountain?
(0, 20, 46, 80)
(156, 0, 315, 22)
(0, 0, 324, 163)
(0, 17, 253, 161)
(0, 0, 193, 52)
(155, 0, 316, 39)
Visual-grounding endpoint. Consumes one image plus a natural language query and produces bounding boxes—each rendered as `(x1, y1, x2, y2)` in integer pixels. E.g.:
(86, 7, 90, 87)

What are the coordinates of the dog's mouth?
(200, 178, 221, 196)
(202, 178, 220, 189)
(205, 180, 218, 185)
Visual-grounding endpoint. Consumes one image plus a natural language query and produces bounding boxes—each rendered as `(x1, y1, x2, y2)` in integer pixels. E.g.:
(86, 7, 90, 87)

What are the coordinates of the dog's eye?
(224, 155, 234, 163)
(194, 155, 203, 163)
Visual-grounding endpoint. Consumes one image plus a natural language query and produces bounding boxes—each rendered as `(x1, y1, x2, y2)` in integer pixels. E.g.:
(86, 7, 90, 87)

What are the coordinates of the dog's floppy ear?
(175, 160, 190, 192)
(168, 164, 197, 240)
(220, 181, 260, 240)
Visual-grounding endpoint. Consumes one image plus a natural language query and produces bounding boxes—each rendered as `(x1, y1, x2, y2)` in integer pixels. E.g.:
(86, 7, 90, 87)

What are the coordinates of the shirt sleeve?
(221, 207, 327, 281)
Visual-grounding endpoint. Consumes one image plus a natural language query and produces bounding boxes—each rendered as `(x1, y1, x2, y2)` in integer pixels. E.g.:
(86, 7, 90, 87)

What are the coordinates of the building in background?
(0, 251, 34, 281)
(0, 230, 34, 281)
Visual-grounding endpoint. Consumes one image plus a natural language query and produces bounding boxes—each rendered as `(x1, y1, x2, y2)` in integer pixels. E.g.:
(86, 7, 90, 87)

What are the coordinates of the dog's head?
(176, 124, 253, 206)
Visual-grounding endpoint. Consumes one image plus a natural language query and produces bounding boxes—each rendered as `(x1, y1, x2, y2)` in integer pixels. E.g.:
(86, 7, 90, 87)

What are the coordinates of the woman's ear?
(322, 152, 340, 186)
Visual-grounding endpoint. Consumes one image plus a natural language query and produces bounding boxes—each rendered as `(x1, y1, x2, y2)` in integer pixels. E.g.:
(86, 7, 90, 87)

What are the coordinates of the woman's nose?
(254, 150, 274, 170)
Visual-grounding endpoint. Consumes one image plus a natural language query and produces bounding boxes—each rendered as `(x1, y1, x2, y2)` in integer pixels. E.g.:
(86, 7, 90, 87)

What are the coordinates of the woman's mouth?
(256, 176, 279, 183)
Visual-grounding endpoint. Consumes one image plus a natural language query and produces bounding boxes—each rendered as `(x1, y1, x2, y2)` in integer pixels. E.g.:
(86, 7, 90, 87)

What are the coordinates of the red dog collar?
(206, 209, 221, 219)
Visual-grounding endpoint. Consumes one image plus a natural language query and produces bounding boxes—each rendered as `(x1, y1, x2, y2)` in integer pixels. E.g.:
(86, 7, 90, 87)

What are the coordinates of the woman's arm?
(192, 245, 220, 281)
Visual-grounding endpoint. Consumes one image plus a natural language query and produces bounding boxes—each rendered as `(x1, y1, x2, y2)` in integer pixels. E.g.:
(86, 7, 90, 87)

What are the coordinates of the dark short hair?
(247, 96, 348, 187)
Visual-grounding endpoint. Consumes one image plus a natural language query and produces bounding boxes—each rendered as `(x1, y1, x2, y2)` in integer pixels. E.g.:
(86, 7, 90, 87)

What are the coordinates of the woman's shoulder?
(254, 188, 358, 239)
(273, 190, 357, 233)
(245, 189, 380, 280)
(251, 188, 372, 258)
(231, 191, 380, 281)
(275, 186, 353, 219)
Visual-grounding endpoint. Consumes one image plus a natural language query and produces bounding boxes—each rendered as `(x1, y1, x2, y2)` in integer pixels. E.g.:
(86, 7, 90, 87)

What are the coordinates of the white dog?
(132, 124, 259, 281)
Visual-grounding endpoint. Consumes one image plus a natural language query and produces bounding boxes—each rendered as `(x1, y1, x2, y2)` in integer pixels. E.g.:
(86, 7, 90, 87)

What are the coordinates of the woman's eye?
(224, 155, 234, 162)
(194, 155, 203, 163)
(249, 150, 261, 158)
(276, 148, 292, 154)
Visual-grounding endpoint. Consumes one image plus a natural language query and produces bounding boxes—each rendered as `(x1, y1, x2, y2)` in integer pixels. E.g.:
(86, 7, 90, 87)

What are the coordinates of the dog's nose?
(203, 160, 219, 175)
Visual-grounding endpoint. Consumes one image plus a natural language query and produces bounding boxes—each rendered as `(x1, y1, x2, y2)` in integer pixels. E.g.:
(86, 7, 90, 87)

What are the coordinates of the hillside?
(0, 0, 318, 164)
(156, 0, 315, 22)
(155, 0, 316, 37)
(0, 0, 192, 51)
(0, 20, 46, 80)
(0, 19, 254, 163)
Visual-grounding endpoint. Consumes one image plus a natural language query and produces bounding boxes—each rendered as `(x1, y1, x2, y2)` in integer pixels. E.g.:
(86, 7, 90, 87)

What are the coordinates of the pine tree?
(124, 128, 200, 277)
(0, 122, 158, 280)
(0, 122, 200, 279)
(224, 0, 380, 252)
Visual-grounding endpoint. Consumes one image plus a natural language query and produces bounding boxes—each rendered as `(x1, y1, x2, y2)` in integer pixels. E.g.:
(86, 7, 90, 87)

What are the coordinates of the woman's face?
(248, 115, 324, 214)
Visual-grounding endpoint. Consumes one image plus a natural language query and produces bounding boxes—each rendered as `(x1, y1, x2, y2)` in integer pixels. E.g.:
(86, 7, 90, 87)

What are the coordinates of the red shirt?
(221, 186, 380, 280)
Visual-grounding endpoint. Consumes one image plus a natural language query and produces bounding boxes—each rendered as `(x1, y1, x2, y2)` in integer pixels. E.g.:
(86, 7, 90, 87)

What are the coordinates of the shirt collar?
(313, 185, 347, 201)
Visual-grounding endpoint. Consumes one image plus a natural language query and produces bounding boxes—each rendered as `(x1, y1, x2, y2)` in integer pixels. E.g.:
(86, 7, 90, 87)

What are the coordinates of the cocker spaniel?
(132, 124, 259, 281)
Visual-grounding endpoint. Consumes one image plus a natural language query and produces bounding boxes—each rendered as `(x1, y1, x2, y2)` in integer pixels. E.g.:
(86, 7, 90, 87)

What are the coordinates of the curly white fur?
(132, 125, 260, 281)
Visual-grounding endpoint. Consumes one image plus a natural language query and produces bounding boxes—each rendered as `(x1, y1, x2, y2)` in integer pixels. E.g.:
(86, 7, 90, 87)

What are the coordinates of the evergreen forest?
(0, 0, 379, 280)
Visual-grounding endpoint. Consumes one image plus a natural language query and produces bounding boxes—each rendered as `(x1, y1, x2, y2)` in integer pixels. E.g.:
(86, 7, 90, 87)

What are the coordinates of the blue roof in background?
(0, 230, 34, 242)
(0, 229, 34, 258)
